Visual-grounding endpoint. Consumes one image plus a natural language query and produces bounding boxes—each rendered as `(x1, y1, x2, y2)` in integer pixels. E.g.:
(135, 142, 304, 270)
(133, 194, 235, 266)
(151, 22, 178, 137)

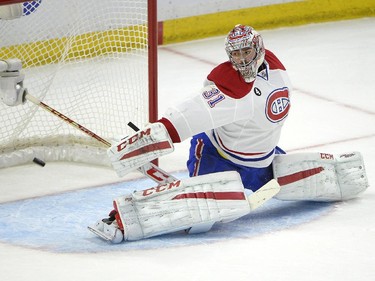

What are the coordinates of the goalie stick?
(247, 179, 280, 210)
(24, 93, 177, 185)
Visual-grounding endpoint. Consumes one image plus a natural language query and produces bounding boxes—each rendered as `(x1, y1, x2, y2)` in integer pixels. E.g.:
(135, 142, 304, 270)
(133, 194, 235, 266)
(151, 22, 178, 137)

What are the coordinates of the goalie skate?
(88, 220, 124, 244)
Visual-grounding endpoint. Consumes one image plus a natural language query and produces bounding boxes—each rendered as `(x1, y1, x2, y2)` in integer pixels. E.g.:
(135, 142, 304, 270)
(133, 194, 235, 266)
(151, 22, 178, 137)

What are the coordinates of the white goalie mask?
(225, 25, 265, 83)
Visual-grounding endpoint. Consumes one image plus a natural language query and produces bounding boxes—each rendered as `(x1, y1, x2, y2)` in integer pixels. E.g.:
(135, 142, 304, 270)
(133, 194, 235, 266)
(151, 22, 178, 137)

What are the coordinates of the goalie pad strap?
(113, 171, 251, 241)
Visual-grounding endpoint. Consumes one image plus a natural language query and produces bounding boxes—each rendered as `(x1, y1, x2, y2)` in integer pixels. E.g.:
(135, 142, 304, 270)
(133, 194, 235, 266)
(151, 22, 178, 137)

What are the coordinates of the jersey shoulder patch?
(265, 50, 286, 71)
(207, 61, 254, 99)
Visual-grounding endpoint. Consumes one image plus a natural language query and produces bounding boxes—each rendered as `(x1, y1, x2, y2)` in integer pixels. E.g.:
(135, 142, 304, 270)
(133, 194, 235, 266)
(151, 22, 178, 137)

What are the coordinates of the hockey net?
(0, 0, 157, 168)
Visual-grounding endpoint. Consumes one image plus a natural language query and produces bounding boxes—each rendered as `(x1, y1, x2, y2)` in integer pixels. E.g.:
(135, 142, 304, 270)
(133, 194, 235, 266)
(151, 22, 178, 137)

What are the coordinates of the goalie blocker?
(107, 122, 174, 177)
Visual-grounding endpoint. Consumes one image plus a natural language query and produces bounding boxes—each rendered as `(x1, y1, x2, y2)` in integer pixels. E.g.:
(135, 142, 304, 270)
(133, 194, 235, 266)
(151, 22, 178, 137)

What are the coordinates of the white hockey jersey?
(161, 50, 292, 168)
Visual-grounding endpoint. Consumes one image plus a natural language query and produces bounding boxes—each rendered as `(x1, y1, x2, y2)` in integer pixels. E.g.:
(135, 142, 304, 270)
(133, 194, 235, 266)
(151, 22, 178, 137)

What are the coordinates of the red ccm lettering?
(320, 153, 334, 160)
(142, 180, 182, 196)
(117, 128, 151, 152)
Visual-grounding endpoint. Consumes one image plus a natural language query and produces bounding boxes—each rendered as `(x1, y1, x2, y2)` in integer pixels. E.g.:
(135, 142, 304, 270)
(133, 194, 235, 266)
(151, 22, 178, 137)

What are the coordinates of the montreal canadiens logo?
(265, 87, 290, 123)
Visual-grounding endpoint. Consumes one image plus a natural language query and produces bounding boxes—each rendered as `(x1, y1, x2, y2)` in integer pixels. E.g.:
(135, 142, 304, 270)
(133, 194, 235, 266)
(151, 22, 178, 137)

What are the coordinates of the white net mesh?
(0, 0, 151, 167)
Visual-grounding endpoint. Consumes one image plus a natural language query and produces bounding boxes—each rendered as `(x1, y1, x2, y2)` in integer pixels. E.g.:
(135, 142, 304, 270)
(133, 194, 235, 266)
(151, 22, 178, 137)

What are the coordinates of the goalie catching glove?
(107, 123, 174, 177)
(0, 59, 27, 106)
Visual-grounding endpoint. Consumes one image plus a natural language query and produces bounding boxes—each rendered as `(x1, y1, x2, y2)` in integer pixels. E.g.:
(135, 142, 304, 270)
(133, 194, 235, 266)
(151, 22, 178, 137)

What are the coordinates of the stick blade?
(247, 179, 280, 211)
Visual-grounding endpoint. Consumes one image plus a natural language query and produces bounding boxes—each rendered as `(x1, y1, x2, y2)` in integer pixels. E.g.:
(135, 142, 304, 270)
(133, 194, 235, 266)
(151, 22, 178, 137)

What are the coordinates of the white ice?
(1, 18, 374, 281)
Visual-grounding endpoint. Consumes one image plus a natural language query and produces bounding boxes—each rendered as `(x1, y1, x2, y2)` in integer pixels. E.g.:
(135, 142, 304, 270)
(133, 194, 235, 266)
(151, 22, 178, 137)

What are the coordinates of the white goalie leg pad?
(273, 151, 368, 202)
(107, 123, 174, 177)
(113, 171, 251, 241)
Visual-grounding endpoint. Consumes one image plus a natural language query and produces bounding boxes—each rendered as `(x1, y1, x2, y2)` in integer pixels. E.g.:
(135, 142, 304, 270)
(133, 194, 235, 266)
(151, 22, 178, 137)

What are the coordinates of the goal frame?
(0, 0, 158, 123)
(0, 0, 159, 168)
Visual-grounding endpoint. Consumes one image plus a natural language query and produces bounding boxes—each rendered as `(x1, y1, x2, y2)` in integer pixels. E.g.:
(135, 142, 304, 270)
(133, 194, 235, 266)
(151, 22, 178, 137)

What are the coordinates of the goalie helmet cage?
(0, 0, 158, 168)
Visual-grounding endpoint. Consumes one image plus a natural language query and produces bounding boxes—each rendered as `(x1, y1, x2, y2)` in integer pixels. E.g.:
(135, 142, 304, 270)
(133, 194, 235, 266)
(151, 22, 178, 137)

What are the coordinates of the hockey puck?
(33, 157, 46, 167)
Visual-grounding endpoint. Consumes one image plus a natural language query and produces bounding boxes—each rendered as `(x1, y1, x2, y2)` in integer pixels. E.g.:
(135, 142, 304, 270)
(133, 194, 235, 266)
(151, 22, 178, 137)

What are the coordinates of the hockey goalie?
(87, 24, 368, 243)
(86, 24, 368, 243)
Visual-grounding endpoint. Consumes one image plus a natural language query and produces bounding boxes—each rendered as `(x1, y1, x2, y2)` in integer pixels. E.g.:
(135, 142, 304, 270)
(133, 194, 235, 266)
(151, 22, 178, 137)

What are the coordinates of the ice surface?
(0, 18, 374, 281)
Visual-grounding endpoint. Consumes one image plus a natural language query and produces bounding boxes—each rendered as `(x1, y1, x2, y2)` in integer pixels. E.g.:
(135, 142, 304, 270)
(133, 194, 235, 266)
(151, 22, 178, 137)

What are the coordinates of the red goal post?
(0, 0, 159, 168)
